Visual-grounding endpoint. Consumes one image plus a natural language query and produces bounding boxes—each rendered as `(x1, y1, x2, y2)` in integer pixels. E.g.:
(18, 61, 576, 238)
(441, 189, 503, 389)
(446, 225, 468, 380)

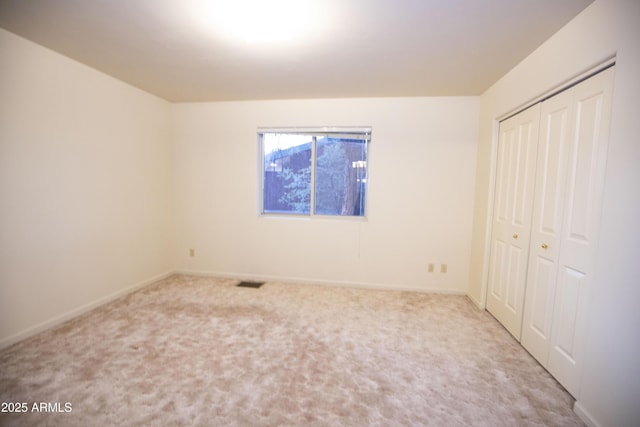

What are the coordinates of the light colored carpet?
(0, 275, 584, 426)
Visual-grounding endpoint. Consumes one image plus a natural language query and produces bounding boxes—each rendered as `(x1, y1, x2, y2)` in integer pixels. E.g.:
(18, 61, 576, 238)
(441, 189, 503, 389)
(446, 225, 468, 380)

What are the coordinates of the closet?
(486, 66, 615, 397)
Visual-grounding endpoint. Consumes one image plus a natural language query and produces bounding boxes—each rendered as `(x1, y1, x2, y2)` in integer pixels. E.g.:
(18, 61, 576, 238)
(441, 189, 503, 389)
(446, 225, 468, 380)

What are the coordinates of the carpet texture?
(0, 275, 584, 426)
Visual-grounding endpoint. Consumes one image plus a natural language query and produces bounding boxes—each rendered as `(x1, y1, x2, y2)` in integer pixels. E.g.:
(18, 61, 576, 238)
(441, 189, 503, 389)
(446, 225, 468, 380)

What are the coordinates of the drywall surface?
(0, 29, 175, 347)
(172, 97, 479, 293)
(469, 0, 640, 425)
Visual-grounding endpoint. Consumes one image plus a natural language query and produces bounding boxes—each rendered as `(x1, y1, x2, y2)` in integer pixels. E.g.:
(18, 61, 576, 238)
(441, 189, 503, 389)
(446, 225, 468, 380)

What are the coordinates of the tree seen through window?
(261, 129, 369, 216)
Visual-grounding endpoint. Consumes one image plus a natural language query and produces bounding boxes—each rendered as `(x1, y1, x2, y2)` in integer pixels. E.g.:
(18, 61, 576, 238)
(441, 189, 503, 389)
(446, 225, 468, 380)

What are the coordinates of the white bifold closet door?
(521, 67, 614, 397)
(487, 65, 614, 397)
(486, 104, 540, 340)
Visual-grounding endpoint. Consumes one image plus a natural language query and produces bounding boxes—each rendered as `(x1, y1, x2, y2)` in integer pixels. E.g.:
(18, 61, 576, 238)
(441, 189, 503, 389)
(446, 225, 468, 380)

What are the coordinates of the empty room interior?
(1, 0, 639, 426)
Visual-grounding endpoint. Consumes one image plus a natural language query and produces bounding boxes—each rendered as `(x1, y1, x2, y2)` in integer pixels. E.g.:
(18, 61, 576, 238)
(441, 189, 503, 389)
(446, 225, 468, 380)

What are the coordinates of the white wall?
(468, 0, 640, 425)
(0, 29, 175, 347)
(173, 97, 479, 293)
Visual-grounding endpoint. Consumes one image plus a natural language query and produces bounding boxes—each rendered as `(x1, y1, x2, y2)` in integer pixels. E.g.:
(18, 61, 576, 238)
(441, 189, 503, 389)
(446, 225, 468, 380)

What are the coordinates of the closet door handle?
(513, 234, 518, 239)
(541, 244, 548, 249)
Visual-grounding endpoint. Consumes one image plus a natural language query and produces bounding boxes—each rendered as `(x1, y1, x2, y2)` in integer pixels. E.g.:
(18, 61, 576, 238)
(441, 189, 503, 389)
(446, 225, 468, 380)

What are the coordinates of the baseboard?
(175, 268, 467, 296)
(0, 270, 174, 350)
(574, 401, 602, 427)
(466, 292, 484, 310)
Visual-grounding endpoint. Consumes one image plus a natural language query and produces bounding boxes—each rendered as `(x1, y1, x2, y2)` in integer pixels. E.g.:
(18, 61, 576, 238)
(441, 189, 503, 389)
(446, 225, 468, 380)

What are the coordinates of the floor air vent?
(237, 281, 264, 289)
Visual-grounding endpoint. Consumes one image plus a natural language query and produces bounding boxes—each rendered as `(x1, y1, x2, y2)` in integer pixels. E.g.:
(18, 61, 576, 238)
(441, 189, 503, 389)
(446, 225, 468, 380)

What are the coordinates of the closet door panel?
(524, 257, 555, 340)
(521, 91, 572, 363)
(553, 266, 585, 360)
(548, 67, 615, 397)
(488, 240, 507, 301)
(486, 104, 540, 340)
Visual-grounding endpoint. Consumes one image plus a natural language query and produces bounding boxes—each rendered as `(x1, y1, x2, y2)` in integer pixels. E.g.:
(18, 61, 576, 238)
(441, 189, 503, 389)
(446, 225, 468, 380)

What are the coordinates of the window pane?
(315, 137, 367, 216)
(262, 133, 311, 214)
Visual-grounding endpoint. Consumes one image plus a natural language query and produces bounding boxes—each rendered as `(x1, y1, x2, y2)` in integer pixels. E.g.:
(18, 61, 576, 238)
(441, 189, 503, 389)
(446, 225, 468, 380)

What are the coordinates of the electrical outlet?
(441, 263, 448, 273)
(189, 248, 195, 257)
(428, 263, 435, 273)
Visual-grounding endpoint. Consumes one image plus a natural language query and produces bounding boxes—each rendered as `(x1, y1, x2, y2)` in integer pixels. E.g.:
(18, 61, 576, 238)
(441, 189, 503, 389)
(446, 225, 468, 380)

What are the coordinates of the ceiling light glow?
(198, 0, 319, 44)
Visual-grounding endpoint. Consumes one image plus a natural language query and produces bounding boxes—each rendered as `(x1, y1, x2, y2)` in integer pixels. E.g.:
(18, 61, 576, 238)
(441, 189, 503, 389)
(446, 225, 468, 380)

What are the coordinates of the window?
(260, 127, 371, 217)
